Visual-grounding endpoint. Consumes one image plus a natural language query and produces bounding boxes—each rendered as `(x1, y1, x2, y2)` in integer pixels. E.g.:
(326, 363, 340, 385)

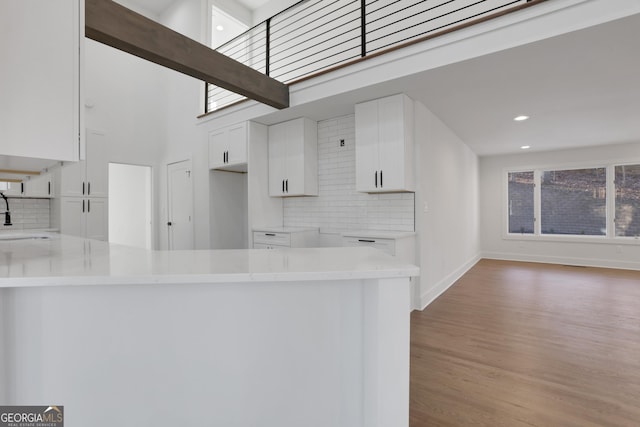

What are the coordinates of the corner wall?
(414, 102, 481, 309)
(480, 142, 640, 270)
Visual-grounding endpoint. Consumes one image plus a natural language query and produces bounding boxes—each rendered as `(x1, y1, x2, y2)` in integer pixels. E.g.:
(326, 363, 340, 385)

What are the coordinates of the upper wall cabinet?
(0, 0, 82, 163)
(355, 94, 414, 193)
(268, 118, 318, 197)
(209, 122, 248, 172)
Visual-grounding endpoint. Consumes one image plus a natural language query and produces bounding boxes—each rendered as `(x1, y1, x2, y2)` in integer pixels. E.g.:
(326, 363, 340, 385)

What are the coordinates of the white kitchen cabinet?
(59, 197, 108, 241)
(0, 0, 82, 163)
(208, 122, 248, 172)
(355, 94, 414, 193)
(253, 227, 318, 249)
(341, 231, 415, 260)
(59, 130, 108, 198)
(268, 118, 318, 197)
(23, 171, 54, 198)
(0, 181, 24, 197)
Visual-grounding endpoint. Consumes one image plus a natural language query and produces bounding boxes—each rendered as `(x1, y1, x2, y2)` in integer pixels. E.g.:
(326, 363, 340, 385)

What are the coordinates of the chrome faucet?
(1, 192, 12, 226)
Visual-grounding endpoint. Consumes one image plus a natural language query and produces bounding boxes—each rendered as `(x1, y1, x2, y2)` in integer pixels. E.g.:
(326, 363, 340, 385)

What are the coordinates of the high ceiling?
(122, 0, 270, 16)
(255, 12, 640, 156)
(118, 1, 640, 156)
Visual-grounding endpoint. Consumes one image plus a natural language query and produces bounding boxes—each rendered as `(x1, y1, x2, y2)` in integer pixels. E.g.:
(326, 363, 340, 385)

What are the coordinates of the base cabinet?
(59, 197, 108, 241)
(253, 228, 318, 249)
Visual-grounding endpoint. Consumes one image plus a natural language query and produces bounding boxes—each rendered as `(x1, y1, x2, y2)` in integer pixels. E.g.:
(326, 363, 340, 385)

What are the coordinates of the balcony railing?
(205, 0, 538, 113)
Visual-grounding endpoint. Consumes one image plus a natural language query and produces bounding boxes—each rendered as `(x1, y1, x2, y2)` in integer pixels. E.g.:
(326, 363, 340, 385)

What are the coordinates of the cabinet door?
(355, 100, 380, 192)
(24, 173, 53, 198)
(268, 123, 288, 196)
(377, 95, 406, 192)
(284, 120, 305, 196)
(226, 122, 247, 166)
(59, 160, 85, 197)
(208, 129, 227, 169)
(85, 198, 108, 241)
(60, 197, 85, 237)
(0, 0, 80, 162)
(85, 130, 108, 198)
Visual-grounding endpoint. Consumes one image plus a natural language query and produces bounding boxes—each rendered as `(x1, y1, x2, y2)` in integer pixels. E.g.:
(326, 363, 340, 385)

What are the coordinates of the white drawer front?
(253, 231, 291, 247)
(342, 237, 396, 256)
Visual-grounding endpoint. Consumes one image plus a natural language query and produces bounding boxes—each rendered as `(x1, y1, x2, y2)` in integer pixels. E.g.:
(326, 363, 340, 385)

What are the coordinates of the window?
(506, 163, 640, 240)
(615, 164, 640, 237)
(508, 171, 534, 234)
(541, 168, 606, 236)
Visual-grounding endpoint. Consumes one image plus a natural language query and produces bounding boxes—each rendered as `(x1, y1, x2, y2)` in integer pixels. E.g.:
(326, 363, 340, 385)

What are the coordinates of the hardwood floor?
(410, 259, 640, 427)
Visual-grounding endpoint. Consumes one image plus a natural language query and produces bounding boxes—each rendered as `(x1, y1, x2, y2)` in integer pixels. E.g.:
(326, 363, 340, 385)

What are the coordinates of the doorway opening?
(108, 163, 152, 249)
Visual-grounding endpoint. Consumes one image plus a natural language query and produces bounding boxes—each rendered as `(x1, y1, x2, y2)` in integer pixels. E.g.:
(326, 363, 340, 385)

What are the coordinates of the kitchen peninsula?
(0, 232, 418, 427)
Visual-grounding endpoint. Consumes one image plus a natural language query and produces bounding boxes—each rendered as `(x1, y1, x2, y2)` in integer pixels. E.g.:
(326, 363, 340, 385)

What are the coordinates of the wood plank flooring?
(410, 259, 640, 426)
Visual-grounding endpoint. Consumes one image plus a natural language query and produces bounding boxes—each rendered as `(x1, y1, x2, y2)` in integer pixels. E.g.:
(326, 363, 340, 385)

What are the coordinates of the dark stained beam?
(85, 0, 289, 109)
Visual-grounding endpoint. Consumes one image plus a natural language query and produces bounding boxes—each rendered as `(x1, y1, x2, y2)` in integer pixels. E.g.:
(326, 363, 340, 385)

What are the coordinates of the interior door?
(167, 160, 194, 250)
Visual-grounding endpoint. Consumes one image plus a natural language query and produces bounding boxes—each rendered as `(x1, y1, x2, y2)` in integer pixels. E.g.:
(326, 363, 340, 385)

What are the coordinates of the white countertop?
(253, 226, 319, 234)
(341, 230, 416, 239)
(0, 231, 419, 288)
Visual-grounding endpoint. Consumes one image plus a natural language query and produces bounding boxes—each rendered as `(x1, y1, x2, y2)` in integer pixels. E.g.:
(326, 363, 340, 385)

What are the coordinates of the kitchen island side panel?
(2, 277, 411, 427)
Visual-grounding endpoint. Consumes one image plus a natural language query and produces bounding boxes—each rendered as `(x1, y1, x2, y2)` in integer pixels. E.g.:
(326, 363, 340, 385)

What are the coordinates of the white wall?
(158, 0, 212, 250)
(84, 39, 166, 248)
(414, 101, 480, 308)
(108, 163, 152, 249)
(480, 142, 640, 270)
(283, 114, 415, 237)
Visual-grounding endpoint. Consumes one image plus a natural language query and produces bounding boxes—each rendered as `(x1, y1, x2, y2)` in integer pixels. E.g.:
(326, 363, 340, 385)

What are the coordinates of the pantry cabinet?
(59, 130, 108, 198)
(268, 118, 318, 197)
(355, 94, 414, 193)
(0, 0, 82, 163)
(59, 197, 108, 241)
(208, 122, 248, 172)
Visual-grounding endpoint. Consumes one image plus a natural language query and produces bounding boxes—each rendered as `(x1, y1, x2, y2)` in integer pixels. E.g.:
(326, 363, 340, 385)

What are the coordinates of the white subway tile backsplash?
(283, 114, 414, 233)
(2, 197, 51, 230)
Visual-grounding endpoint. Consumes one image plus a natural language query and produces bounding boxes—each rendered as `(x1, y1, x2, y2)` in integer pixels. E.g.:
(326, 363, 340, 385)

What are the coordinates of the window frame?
(502, 161, 640, 245)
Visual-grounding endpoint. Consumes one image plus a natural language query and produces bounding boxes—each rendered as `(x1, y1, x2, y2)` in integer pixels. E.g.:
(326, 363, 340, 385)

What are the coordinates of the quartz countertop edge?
(0, 232, 419, 288)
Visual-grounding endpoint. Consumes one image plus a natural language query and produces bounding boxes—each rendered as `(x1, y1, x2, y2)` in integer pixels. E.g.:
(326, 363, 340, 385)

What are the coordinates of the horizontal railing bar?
(270, 0, 324, 36)
(270, 19, 361, 62)
(367, 0, 521, 48)
(270, 1, 359, 45)
(271, 43, 361, 77)
(272, 53, 362, 82)
(270, 34, 361, 69)
(367, 0, 485, 34)
(205, 0, 542, 114)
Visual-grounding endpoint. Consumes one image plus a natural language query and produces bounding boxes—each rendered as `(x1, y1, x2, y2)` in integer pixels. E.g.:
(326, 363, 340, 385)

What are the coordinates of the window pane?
(615, 164, 640, 237)
(541, 168, 606, 235)
(508, 171, 534, 234)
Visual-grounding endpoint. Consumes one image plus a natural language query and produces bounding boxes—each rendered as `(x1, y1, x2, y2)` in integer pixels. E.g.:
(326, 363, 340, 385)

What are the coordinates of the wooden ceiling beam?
(85, 0, 289, 109)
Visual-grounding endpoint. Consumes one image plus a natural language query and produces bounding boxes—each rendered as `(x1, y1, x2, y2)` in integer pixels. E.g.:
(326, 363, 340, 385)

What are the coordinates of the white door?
(167, 160, 194, 250)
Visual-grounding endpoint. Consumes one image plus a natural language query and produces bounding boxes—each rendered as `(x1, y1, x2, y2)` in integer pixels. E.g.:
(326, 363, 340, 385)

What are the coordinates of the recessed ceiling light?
(521, 145, 531, 150)
(216, 25, 224, 31)
(514, 115, 529, 121)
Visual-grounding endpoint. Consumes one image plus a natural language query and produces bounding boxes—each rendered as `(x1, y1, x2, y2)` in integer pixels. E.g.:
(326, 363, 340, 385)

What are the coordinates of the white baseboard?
(417, 255, 481, 311)
(481, 252, 640, 271)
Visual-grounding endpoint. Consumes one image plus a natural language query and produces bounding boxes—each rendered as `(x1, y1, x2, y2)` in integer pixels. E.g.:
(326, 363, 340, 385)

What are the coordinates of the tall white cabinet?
(53, 130, 109, 241)
(355, 94, 414, 193)
(0, 0, 82, 163)
(268, 118, 318, 197)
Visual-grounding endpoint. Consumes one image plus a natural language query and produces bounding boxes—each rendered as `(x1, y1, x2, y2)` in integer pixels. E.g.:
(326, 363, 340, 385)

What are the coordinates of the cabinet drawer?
(342, 237, 396, 256)
(253, 231, 291, 247)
